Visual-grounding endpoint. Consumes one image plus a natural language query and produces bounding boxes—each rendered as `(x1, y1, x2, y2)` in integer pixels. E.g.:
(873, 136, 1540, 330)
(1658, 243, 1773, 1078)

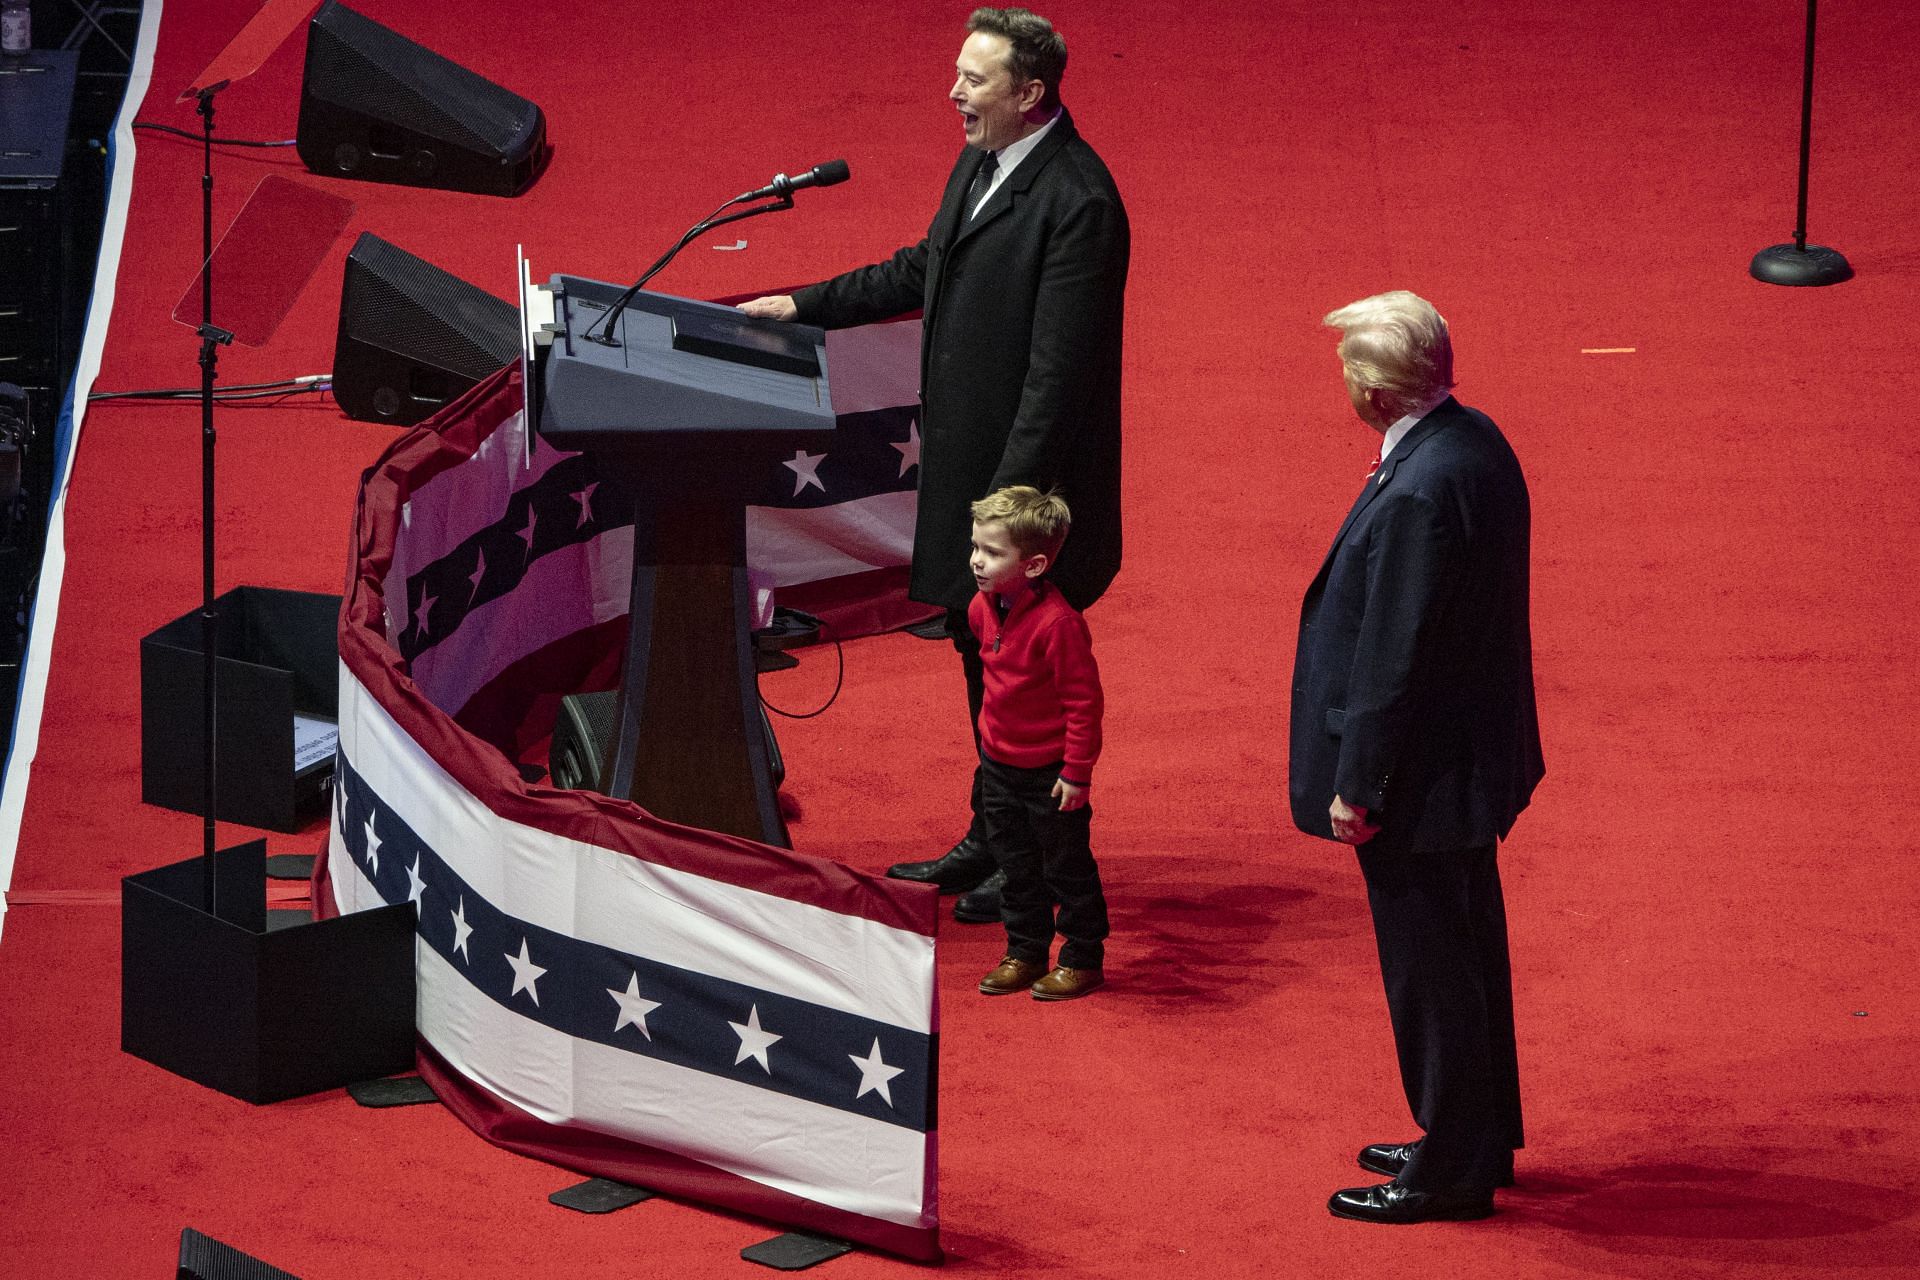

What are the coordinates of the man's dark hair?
(967, 7, 1067, 112)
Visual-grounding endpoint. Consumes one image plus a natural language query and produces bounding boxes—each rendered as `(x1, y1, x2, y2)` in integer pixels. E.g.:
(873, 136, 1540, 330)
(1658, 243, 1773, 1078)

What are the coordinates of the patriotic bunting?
(318, 318, 942, 1260)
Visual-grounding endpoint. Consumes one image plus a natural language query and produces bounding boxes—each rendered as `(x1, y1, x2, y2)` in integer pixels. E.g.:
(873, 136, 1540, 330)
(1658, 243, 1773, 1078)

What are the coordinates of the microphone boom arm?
(587, 194, 796, 346)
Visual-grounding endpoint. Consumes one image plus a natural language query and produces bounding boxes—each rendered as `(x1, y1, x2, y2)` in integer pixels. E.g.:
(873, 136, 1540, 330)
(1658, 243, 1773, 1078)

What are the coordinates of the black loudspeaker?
(296, 0, 548, 197)
(551, 689, 620, 792)
(552, 690, 786, 795)
(178, 1227, 303, 1279)
(333, 232, 520, 426)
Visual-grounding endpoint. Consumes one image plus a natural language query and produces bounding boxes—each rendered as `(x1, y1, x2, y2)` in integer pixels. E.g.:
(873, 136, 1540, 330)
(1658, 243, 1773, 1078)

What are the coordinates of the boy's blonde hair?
(971, 485, 1071, 562)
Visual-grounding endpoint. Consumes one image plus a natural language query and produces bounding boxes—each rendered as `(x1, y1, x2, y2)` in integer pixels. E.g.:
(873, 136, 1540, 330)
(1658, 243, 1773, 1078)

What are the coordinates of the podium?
(537, 276, 834, 847)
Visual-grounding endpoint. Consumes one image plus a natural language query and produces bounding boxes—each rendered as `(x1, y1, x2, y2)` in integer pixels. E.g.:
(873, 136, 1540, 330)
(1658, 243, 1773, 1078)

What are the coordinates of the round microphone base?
(1750, 243, 1853, 287)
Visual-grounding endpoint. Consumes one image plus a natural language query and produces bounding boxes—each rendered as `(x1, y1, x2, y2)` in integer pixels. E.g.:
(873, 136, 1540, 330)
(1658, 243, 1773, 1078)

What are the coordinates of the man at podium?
(740, 6, 1129, 919)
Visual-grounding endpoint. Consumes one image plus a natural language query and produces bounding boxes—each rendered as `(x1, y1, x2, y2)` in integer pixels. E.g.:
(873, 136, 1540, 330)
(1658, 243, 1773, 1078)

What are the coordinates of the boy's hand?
(1052, 778, 1088, 811)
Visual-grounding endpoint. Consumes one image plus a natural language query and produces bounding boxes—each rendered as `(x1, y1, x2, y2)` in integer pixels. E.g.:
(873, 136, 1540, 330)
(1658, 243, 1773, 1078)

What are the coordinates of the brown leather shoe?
(978, 957, 1048, 995)
(1031, 965, 1103, 1000)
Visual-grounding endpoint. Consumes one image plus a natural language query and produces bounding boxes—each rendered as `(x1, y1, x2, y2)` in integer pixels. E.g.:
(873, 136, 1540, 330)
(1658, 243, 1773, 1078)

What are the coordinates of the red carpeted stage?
(3, 0, 1919, 1275)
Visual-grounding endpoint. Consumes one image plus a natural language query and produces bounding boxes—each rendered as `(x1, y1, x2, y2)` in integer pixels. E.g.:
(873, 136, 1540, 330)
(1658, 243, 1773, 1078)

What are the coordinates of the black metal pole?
(195, 88, 228, 912)
(1791, 0, 1818, 250)
(1750, 0, 1850, 285)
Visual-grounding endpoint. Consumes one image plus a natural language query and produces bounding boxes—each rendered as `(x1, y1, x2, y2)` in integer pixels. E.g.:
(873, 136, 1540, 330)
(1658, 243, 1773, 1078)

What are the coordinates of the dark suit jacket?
(792, 110, 1128, 612)
(1289, 399, 1544, 855)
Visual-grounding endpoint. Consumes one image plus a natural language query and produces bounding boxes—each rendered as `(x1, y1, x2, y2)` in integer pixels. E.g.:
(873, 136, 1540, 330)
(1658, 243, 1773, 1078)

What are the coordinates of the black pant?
(1358, 841, 1523, 1194)
(946, 607, 988, 840)
(979, 755, 1108, 969)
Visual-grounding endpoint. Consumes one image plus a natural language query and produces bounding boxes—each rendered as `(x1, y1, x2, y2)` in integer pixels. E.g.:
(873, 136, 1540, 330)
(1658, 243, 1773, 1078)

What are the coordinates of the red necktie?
(1365, 455, 1381, 482)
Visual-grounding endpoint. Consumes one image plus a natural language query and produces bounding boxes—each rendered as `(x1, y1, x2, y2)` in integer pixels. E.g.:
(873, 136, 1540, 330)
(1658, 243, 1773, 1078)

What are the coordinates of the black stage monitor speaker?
(297, 0, 548, 197)
(178, 1227, 303, 1280)
(552, 690, 786, 796)
(333, 232, 520, 426)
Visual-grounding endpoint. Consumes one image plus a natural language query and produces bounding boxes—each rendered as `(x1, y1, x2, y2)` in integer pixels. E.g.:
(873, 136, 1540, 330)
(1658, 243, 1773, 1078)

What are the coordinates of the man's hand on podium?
(737, 295, 799, 322)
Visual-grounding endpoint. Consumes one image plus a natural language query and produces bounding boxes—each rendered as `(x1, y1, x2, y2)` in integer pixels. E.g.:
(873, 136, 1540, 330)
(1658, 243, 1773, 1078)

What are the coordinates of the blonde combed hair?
(1324, 290, 1455, 418)
(971, 484, 1071, 562)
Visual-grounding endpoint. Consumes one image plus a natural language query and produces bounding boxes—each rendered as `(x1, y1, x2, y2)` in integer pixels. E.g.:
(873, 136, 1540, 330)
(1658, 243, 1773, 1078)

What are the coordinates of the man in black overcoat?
(741, 7, 1128, 917)
(1290, 291, 1543, 1223)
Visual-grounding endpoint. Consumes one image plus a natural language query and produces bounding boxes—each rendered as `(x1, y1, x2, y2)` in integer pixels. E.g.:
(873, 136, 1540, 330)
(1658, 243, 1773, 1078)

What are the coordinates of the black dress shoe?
(1358, 1140, 1514, 1187)
(886, 836, 994, 893)
(1327, 1181, 1493, 1224)
(1358, 1140, 1419, 1178)
(952, 867, 1006, 922)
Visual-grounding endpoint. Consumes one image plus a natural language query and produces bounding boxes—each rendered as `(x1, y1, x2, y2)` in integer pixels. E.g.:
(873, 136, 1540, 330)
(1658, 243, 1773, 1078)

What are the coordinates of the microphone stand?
(1750, 0, 1851, 286)
(587, 193, 796, 346)
(192, 85, 235, 912)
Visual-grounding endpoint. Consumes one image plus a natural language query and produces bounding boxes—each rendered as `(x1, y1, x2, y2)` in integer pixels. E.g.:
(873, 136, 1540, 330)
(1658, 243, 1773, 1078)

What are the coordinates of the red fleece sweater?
(969, 581, 1104, 785)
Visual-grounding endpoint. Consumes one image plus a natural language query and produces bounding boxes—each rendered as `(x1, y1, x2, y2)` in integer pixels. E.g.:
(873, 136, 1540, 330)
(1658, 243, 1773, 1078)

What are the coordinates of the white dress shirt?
(1378, 388, 1455, 467)
(970, 109, 1062, 217)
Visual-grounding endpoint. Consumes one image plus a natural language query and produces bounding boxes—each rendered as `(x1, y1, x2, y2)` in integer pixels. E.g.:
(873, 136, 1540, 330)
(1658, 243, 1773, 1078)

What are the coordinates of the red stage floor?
(3, 1, 1918, 1276)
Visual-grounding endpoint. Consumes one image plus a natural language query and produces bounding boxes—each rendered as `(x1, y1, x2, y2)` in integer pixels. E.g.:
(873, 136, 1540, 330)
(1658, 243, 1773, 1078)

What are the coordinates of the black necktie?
(966, 151, 998, 220)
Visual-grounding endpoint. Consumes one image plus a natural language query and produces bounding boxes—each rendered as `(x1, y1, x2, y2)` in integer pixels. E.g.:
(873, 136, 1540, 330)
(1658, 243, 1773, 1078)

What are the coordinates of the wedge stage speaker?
(550, 689, 621, 793)
(551, 690, 786, 795)
(177, 1227, 303, 1279)
(333, 232, 520, 426)
(297, 1, 548, 197)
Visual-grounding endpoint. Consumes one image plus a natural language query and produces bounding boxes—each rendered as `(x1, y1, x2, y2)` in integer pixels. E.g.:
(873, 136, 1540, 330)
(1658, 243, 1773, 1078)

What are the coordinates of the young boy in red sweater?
(967, 486, 1109, 1000)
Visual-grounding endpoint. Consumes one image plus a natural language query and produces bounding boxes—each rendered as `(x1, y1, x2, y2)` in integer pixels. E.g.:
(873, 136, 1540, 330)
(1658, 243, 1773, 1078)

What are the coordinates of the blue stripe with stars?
(335, 752, 935, 1133)
(398, 453, 622, 663)
(753, 405, 919, 509)
(396, 404, 919, 663)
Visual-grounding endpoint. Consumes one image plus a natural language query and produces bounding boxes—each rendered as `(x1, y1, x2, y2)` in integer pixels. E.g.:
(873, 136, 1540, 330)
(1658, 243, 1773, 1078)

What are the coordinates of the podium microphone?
(738, 159, 851, 203)
(588, 160, 852, 346)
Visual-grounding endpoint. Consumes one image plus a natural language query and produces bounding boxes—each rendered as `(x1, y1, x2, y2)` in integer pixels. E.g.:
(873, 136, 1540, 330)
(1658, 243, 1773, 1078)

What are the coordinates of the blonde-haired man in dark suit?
(1292, 291, 1543, 1223)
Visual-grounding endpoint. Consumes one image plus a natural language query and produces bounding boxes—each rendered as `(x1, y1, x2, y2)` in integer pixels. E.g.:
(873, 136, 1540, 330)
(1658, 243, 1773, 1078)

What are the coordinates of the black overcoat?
(792, 110, 1128, 612)
(1288, 399, 1545, 855)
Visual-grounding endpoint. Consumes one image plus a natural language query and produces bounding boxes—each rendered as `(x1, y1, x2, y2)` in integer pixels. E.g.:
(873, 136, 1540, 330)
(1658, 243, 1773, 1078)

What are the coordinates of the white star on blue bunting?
(413, 584, 437, 638)
(608, 972, 663, 1040)
(406, 855, 427, 911)
(516, 507, 538, 559)
(783, 449, 827, 497)
(849, 1038, 906, 1106)
(572, 481, 599, 528)
(506, 937, 547, 1005)
(891, 419, 921, 478)
(729, 1004, 782, 1073)
(450, 896, 474, 962)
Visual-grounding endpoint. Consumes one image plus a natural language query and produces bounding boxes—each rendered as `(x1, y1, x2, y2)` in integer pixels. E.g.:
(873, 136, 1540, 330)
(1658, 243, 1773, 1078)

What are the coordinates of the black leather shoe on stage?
(1357, 1141, 1419, 1178)
(952, 867, 1006, 922)
(1327, 1182, 1494, 1224)
(885, 836, 994, 894)
(1358, 1140, 1514, 1187)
